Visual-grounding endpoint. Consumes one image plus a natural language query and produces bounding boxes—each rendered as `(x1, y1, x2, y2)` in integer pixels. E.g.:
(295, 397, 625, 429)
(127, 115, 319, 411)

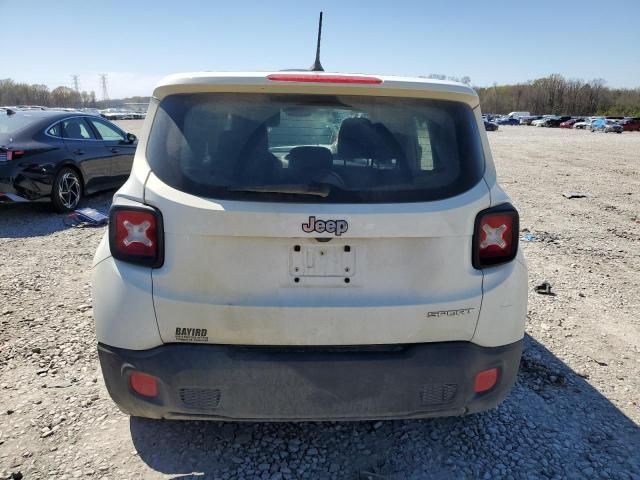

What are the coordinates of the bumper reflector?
(474, 368, 499, 393)
(129, 372, 158, 398)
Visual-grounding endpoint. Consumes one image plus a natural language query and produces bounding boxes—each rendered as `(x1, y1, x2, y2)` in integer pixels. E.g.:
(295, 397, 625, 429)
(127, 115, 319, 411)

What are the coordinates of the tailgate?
(146, 175, 489, 346)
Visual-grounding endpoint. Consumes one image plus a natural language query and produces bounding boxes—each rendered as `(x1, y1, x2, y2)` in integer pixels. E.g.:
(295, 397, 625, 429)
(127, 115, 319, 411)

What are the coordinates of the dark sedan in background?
(0, 108, 136, 212)
(496, 117, 520, 126)
(544, 116, 572, 128)
(484, 120, 499, 131)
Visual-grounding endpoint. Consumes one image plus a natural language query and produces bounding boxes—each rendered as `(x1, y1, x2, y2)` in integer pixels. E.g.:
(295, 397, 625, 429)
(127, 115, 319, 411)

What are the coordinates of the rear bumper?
(98, 340, 522, 421)
(0, 163, 38, 201)
(0, 169, 20, 201)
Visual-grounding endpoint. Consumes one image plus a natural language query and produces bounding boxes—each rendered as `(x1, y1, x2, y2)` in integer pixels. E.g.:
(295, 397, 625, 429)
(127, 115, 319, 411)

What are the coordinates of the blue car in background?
(590, 119, 623, 133)
(496, 117, 520, 126)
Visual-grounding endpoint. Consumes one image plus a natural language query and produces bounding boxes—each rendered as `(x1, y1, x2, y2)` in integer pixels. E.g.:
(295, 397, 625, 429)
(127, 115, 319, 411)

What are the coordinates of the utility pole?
(99, 74, 109, 102)
(71, 75, 80, 92)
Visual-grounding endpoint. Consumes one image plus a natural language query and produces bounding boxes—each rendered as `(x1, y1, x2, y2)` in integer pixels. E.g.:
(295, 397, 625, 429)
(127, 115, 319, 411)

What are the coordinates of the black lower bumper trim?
(98, 340, 522, 421)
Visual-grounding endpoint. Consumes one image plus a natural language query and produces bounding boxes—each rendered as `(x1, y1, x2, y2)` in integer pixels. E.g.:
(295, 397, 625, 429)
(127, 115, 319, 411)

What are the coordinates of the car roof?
(1, 109, 86, 122)
(153, 71, 480, 107)
(0, 109, 99, 137)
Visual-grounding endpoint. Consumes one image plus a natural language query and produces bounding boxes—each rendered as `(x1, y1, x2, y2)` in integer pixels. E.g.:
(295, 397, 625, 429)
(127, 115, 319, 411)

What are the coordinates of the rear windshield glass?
(147, 93, 484, 203)
(0, 113, 37, 135)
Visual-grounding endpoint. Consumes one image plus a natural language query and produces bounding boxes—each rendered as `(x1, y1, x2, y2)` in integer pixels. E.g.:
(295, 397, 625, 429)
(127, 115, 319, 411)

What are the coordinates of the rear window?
(0, 113, 37, 134)
(147, 93, 484, 203)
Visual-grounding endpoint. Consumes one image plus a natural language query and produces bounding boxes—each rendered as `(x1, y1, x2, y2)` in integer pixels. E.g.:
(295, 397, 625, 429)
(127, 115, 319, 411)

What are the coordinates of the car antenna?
(309, 11, 324, 72)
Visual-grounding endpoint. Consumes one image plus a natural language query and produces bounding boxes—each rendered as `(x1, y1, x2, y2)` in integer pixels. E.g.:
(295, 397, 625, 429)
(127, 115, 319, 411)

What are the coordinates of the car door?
(87, 117, 136, 185)
(60, 116, 112, 193)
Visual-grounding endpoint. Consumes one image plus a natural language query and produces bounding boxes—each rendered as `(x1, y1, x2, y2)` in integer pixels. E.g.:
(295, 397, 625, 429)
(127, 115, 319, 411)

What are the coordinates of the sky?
(1, 0, 639, 98)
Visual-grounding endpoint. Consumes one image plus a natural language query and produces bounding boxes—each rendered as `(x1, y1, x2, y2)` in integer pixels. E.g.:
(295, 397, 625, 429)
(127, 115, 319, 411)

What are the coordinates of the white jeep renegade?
(92, 71, 527, 421)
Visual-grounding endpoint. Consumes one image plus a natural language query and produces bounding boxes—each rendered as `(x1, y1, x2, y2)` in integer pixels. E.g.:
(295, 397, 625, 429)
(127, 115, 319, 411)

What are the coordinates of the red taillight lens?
(129, 372, 158, 398)
(109, 206, 164, 267)
(474, 368, 499, 393)
(0, 149, 24, 162)
(267, 73, 383, 84)
(472, 204, 519, 269)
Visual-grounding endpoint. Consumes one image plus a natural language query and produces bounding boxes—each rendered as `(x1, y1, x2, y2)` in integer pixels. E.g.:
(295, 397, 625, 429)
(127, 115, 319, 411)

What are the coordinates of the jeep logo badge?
(302, 216, 348, 236)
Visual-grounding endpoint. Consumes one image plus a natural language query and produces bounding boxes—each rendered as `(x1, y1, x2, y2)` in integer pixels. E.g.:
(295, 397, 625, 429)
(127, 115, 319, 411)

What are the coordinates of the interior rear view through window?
(147, 93, 484, 202)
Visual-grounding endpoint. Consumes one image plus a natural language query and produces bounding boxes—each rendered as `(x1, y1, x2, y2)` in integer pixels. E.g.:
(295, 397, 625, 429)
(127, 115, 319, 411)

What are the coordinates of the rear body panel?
(145, 174, 489, 345)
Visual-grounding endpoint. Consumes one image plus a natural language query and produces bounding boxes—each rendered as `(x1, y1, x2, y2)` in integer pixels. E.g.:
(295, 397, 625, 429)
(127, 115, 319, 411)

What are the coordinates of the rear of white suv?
(92, 72, 527, 420)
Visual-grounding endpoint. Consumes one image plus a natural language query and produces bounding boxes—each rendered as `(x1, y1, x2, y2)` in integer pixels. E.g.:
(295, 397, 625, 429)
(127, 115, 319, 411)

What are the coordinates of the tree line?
(2, 74, 639, 116)
(474, 74, 640, 117)
(0, 78, 151, 109)
(0, 79, 98, 108)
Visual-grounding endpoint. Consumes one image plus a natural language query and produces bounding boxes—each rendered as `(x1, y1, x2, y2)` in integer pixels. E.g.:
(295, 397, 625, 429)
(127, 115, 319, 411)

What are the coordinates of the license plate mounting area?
(289, 244, 355, 279)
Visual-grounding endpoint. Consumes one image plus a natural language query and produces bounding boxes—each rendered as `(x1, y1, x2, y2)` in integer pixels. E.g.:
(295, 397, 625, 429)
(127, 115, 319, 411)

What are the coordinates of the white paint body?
(92, 72, 527, 351)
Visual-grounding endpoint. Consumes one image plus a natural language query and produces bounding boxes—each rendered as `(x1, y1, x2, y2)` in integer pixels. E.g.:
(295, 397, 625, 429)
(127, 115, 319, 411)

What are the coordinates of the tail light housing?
(109, 205, 164, 267)
(472, 204, 519, 269)
(0, 149, 24, 162)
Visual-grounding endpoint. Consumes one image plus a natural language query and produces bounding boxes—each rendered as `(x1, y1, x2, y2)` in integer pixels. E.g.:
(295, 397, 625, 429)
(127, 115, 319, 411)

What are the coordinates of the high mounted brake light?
(109, 206, 164, 268)
(472, 204, 519, 269)
(267, 74, 383, 84)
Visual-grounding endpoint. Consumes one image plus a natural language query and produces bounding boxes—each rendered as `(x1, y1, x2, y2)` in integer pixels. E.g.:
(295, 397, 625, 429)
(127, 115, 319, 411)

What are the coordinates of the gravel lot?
(1, 123, 639, 479)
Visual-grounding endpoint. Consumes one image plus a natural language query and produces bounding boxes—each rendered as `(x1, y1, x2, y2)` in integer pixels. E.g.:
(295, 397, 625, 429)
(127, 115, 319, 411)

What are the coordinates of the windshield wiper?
(227, 183, 332, 197)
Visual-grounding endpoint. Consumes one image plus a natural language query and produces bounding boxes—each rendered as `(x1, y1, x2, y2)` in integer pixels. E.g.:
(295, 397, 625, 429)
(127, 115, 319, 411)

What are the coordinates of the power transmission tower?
(71, 75, 80, 92)
(99, 74, 109, 101)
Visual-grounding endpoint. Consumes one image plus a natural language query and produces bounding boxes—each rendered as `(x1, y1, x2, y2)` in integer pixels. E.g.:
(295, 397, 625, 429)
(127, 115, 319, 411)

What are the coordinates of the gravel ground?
(1, 123, 639, 479)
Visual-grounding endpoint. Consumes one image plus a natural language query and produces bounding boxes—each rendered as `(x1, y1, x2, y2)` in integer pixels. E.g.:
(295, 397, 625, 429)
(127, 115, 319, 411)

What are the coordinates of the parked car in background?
(519, 115, 542, 125)
(0, 108, 137, 211)
(13, 105, 48, 111)
(50, 107, 82, 113)
(559, 118, 584, 128)
(619, 118, 640, 132)
(100, 108, 137, 120)
(496, 117, 520, 126)
(484, 120, 499, 131)
(573, 119, 592, 129)
(545, 116, 572, 128)
(590, 119, 623, 133)
(482, 114, 501, 122)
(507, 111, 530, 119)
(80, 108, 102, 116)
(532, 117, 548, 127)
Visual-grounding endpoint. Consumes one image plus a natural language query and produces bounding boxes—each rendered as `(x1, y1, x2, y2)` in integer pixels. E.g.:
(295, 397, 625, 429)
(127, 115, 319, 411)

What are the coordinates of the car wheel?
(51, 167, 82, 213)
